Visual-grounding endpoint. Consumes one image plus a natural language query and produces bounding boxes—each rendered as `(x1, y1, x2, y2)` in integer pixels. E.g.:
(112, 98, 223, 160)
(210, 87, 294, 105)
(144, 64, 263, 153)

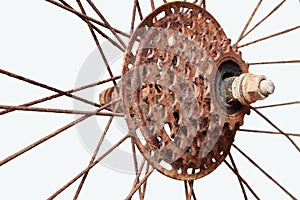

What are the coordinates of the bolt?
(231, 73, 275, 105)
(259, 79, 275, 96)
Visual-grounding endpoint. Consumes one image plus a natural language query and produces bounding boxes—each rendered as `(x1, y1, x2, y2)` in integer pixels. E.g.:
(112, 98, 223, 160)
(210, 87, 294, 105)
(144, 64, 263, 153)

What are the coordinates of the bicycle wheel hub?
(101, 2, 275, 181)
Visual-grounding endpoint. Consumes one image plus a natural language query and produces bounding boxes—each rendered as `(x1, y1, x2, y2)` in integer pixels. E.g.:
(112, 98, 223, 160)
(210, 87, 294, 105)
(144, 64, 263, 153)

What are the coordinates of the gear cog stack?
(99, 1, 274, 181)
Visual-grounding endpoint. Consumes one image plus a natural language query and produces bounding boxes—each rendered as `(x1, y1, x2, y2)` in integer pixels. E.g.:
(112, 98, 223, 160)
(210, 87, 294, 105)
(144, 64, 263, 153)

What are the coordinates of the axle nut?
(232, 73, 275, 105)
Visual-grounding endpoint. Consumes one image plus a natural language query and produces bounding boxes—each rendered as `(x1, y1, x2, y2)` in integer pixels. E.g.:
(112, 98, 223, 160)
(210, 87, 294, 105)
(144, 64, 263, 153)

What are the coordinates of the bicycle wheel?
(0, 0, 299, 199)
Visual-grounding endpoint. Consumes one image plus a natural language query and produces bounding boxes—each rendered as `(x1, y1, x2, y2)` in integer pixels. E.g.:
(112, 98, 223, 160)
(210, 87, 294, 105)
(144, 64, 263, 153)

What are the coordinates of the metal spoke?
(188, 180, 197, 200)
(0, 116, 87, 167)
(150, 0, 155, 11)
(130, 137, 143, 199)
(46, 0, 130, 39)
(150, 0, 157, 23)
(233, 144, 297, 200)
(127, 155, 151, 199)
(0, 99, 120, 167)
(235, 0, 263, 46)
(184, 180, 197, 200)
(75, 0, 119, 89)
(136, 0, 143, 20)
(48, 134, 130, 199)
(129, 0, 144, 35)
(249, 60, 300, 65)
(238, 129, 300, 137)
(187, 181, 193, 200)
(0, 76, 120, 116)
(73, 91, 120, 199)
(130, 158, 146, 193)
(184, 181, 189, 200)
(251, 106, 300, 153)
(141, 161, 150, 199)
(130, 0, 138, 35)
(0, 105, 123, 117)
(125, 166, 154, 200)
(199, 0, 206, 8)
(73, 116, 114, 199)
(255, 101, 300, 109)
(2, 1, 298, 199)
(240, 0, 287, 41)
(87, 0, 127, 49)
(229, 153, 248, 200)
(224, 160, 261, 200)
(58, 0, 125, 52)
(0, 68, 101, 107)
(238, 25, 300, 48)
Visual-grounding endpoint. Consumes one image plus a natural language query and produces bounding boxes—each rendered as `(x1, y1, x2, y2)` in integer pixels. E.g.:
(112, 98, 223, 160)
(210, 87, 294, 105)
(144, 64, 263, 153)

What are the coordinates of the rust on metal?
(232, 73, 274, 105)
(99, 2, 274, 181)
(120, 2, 249, 180)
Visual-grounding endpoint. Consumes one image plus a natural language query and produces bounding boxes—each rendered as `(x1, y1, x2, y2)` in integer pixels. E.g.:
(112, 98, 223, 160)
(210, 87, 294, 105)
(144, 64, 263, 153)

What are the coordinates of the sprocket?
(121, 2, 249, 180)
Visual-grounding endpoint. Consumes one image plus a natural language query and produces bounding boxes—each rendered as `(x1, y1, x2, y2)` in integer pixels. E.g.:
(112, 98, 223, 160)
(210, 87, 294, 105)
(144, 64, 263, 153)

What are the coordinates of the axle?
(99, 73, 275, 109)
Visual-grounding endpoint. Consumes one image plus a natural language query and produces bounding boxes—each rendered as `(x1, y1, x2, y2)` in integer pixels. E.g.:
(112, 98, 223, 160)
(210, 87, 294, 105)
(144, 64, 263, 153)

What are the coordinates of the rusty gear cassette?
(121, 2, 250, 180)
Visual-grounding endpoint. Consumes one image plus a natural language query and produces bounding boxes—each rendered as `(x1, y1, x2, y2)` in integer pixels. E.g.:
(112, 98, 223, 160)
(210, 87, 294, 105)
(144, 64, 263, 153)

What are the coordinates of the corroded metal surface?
(120, 2, 249, 180)
(232, 73, 275, 105)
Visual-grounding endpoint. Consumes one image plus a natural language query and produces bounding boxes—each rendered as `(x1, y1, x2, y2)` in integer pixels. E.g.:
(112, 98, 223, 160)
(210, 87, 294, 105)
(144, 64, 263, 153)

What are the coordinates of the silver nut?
(259, 79, 275, 96)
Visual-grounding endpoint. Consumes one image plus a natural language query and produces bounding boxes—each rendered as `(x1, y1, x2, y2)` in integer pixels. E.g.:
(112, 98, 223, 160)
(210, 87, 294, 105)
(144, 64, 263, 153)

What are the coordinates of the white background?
(0, 0, 299, 199)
